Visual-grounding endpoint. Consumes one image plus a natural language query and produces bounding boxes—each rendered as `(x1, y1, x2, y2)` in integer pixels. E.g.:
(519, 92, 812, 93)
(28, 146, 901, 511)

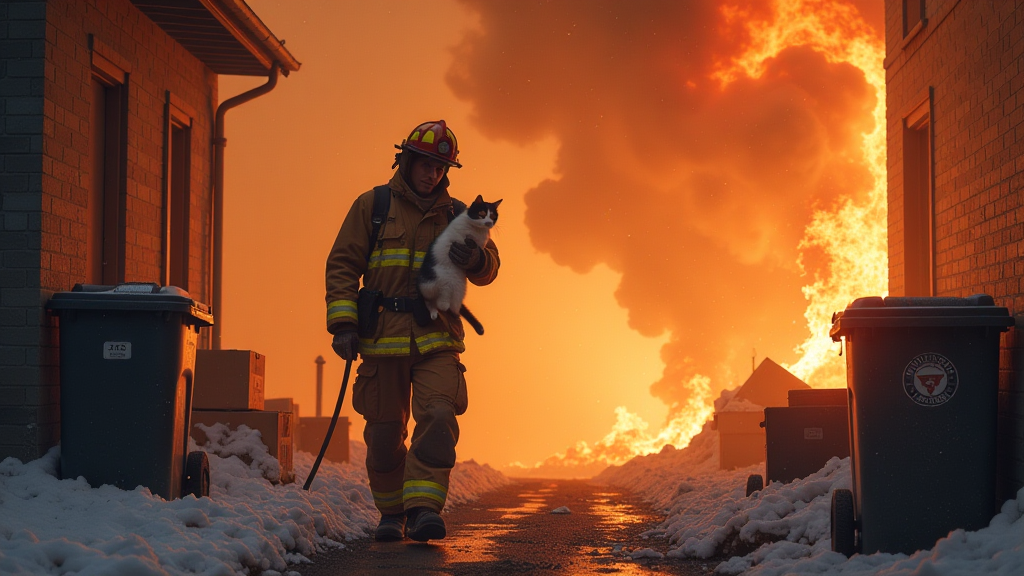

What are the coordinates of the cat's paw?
(430, 310, 438, 320)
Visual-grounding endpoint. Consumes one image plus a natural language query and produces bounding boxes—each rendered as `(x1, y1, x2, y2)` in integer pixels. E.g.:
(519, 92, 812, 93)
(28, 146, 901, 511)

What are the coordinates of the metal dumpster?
(828, 294, 1013, 556)
(745, 389, 850, 496)
(47, 283, 214, 500)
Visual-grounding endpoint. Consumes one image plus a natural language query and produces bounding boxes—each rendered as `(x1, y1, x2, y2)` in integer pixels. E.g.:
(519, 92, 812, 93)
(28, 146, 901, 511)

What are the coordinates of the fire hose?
(302, 358, 352, 491)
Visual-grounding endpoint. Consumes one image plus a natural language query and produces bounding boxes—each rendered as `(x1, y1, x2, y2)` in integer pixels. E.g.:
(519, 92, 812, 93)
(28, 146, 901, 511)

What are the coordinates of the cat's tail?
(460, 305, 485, 336)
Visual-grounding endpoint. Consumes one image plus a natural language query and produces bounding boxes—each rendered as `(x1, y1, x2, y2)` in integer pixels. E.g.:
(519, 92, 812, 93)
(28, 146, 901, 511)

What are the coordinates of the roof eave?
(198, 0, 301, 76)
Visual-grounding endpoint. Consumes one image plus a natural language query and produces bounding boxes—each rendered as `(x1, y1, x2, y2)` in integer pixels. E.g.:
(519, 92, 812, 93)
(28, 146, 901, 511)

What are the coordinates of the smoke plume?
(447, 0, 884, 417)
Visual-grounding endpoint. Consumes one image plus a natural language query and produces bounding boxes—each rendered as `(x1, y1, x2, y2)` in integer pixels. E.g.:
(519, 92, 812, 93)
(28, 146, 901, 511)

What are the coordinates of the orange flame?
(717, 0, 889, 386)
(506, 375, 712, 476)
(514, 0, 887, 474)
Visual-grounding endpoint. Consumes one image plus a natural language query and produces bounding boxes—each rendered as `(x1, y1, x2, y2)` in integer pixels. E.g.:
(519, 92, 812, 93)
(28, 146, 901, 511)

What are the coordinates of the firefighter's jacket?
(325, 171, 499, 356)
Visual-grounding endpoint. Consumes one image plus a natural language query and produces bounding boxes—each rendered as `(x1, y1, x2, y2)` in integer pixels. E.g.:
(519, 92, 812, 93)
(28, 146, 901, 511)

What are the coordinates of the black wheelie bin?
(47, 283, 214, 500)
(828, 294, 1013, 556)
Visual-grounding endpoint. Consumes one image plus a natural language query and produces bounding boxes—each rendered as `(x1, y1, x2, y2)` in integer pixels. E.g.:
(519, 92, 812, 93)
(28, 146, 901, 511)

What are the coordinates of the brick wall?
(0, 0, 49, 463)
(0, 0, 217, 462)
(885, 0, 1024, 503)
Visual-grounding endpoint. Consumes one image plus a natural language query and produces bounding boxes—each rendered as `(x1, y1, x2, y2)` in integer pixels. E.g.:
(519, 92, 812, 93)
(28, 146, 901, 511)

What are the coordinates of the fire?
(507, 375, 713, 475)
(716, 0, 889, 386)
(514, 0, 888, 474)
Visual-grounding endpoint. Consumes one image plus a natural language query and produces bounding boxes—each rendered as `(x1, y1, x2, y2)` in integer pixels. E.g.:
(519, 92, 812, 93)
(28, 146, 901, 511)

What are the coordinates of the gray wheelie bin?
(47, 283, 214, 500)
(828, 294, 1013, 556)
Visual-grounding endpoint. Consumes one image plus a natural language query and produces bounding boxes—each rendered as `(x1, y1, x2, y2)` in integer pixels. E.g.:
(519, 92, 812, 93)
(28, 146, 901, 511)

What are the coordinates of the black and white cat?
(418, 195, 501, 336)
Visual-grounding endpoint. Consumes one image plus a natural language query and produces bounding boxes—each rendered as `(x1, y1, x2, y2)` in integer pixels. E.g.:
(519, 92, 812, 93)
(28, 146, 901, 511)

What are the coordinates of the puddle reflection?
(445, 522, 512, 563)
(495, 490, 549, 519)
(446, 488, 552, 563)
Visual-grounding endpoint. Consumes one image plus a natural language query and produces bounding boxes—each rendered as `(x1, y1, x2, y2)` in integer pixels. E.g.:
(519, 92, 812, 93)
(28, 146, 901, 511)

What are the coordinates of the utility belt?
(357, 288, 432, 337)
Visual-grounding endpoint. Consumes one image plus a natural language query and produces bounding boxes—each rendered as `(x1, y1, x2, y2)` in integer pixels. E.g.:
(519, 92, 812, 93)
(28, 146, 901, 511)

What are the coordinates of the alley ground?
(294, 478, 716, 575)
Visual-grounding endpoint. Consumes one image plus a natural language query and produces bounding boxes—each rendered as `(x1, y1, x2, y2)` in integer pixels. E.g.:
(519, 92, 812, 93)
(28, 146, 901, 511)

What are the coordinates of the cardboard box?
(299, 416, 350, 463)
(715, 410, 766, 470)
(194, 350, 265, 410)
(264, 397, 297, 413)
(191, 409, 294, 484)
(264, 398, 300, 451)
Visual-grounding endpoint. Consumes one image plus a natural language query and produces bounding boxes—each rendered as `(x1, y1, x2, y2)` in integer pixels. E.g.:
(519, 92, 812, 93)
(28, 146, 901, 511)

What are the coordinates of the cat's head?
(467, 195, 502, 229)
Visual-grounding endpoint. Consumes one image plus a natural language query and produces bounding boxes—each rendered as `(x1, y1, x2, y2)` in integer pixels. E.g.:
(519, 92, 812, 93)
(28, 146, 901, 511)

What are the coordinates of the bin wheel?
(183, 451, 210, 499)
(745, 474, 764, 497)
(831, 488, 857, 557)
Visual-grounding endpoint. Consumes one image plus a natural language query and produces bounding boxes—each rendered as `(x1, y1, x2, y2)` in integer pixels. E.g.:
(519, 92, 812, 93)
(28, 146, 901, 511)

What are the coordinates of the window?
(903, 0, 925, 37)
(164, 93, 193, 289)
(902, 88, 933, 297)
(87, 39, 128, 285)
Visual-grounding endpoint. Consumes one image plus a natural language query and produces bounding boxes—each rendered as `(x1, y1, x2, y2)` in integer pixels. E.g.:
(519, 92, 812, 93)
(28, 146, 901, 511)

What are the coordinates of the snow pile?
(627, 547, 665, 559)
(444, 459, 511, 511)
(664, 457, 848, 560)
(0, 429, 507, 575)
(0, 441, 373, 575)
(718, 485, 1024, 575)
(599, 422, 1024, 574)
(194, 423, 285, 483)
(595, 420, 721, 502)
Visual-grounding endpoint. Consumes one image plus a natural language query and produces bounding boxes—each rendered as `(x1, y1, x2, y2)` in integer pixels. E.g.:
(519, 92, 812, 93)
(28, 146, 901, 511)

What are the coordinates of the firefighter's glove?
(449, 238, 483, 271)
(332, 330, 359, 361)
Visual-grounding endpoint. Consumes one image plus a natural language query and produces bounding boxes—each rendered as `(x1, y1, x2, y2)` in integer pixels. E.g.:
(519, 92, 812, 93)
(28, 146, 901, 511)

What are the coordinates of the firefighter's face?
(409, 155, 447, 196)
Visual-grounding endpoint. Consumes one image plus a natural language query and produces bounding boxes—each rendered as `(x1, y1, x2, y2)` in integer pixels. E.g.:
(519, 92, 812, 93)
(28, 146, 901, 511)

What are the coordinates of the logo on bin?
(903, 353, 958, 406)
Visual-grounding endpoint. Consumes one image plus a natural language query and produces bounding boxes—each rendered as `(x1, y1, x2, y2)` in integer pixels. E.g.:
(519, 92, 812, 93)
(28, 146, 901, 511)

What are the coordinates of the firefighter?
(325, 120, 499, 542)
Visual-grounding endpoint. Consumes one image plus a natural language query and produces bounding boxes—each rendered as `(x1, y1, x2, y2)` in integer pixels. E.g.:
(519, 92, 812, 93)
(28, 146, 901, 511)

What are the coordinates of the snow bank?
(718, 485, 1024, 576)
(599, 423, 1024, 575)
(444, 459, 510, 510)
(595, 420, 721, 505)
(0, 426, 507, 575)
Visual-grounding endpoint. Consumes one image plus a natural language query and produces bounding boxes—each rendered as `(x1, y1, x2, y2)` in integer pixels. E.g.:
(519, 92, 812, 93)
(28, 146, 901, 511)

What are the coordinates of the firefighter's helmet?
(395, 120, 462, 168)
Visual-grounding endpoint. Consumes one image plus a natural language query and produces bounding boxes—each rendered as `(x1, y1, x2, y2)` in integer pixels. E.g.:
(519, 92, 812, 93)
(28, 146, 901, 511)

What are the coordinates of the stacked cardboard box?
(299, 416, 350, 463)
(193, 349, 265, 410)
(264, 397, 301, 450)
(190, 350, 294, 484)
(191, 409, 294, 484)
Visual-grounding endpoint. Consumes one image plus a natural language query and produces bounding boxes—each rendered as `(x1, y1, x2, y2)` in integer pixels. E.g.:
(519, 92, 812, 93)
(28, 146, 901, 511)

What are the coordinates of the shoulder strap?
(368, 185, 391, 262)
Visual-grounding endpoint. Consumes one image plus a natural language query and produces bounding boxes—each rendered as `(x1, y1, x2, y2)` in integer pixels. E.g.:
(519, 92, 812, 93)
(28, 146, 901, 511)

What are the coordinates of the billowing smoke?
(447, 1, 883, 416)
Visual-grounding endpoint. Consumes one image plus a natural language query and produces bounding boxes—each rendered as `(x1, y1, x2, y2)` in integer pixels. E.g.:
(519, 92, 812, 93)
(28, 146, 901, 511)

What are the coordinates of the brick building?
(884, 0, 1023, 502)
(0, 0, 299, 462)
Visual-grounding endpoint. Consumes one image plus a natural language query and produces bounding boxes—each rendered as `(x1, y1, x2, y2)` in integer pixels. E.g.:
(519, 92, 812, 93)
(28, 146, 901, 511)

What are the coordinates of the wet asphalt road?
(294, 479, 715, 575)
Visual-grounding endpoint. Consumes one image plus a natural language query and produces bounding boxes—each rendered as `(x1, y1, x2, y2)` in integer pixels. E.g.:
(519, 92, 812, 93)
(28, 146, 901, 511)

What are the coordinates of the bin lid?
(788, 388, 847, 407)
(830, 294, 1012, 340)
(47, 283, 214, 326)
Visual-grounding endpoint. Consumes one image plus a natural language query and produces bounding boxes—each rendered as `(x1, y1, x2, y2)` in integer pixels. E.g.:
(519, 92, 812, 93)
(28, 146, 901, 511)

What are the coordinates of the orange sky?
(218, 0, 885, 471)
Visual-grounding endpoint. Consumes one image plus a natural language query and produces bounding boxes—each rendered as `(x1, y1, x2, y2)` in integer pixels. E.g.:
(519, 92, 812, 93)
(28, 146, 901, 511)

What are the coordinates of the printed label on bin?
(804, 427, 824, 440)
(103, 342, 131, 360)
(903, 352, 958, 406)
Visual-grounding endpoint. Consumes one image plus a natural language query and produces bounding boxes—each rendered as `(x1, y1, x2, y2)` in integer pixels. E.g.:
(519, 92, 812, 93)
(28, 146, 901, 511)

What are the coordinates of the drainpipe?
(211, 63, 280, 350)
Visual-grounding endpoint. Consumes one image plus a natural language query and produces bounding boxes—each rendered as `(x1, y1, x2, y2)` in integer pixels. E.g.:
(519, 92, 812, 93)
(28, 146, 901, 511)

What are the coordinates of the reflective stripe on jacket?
(325, 171, 500, 356)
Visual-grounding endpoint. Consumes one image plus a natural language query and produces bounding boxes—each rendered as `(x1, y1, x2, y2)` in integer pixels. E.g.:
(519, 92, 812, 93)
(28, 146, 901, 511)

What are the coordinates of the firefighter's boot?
(374, 513, 406, 541)
(405, 506, 446, 542)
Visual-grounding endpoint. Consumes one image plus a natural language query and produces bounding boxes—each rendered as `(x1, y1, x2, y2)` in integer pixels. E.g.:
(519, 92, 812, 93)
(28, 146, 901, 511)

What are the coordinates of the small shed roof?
(733, 357, 811, 408)
(131, 0, 300, 76)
